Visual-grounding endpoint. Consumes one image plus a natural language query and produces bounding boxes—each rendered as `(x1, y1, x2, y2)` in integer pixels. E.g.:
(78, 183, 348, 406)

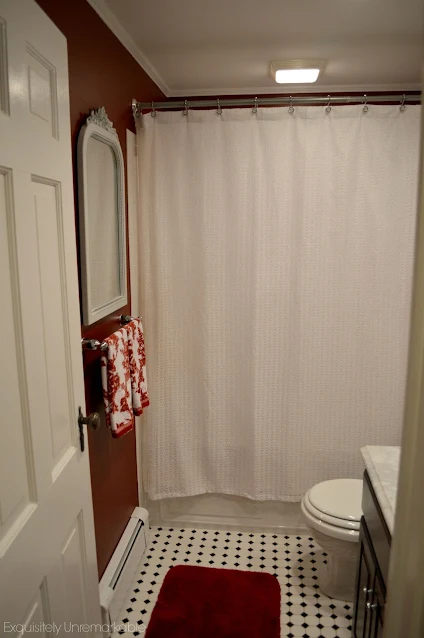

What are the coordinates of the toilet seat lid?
(303, 492, 360, 531)
(308, 479, 363, 522)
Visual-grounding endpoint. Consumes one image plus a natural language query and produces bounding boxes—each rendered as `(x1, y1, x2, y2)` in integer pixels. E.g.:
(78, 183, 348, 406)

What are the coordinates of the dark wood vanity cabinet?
(352, 471, 391, 638)
(353, 522, 386, 638)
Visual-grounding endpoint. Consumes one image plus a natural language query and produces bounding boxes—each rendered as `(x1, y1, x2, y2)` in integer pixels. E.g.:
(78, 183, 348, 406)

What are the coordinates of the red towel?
(100, 328, 134, 438)
(124, 318, 149, 415)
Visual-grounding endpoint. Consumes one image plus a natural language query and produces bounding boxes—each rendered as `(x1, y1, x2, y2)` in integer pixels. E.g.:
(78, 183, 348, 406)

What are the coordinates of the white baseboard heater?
(99, 507, 150, 635)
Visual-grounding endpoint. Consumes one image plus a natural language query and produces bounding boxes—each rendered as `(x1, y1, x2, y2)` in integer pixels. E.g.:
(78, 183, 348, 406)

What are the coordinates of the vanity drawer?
(362, 471, 391, 583)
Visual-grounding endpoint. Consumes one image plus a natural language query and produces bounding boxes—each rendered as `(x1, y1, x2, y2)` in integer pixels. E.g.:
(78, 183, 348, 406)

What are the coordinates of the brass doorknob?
(78, 407, 101, 431)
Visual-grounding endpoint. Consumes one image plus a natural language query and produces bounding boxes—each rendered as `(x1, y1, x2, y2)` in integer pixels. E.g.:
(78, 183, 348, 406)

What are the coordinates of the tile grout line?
(113, 526, 352, 638)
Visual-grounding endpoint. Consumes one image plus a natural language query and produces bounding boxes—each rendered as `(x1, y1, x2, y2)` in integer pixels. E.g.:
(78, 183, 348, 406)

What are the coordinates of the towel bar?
(81, 315, 141, 351)
(81, 338, 108, 351)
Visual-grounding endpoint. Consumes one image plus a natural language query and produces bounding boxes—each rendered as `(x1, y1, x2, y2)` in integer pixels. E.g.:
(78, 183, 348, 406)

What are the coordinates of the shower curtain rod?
(132, 92, 421, 116)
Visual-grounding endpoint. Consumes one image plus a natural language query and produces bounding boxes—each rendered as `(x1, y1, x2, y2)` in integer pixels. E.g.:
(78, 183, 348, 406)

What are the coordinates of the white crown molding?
(85, 0, 421, 100)
(167, 83, 422, 98)
(86, 0, 170, 96)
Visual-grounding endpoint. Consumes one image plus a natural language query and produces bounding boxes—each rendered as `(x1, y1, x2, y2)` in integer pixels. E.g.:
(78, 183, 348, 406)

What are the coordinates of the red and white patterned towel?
(124, 318, 150, 415)
(100, 328, 134, 438)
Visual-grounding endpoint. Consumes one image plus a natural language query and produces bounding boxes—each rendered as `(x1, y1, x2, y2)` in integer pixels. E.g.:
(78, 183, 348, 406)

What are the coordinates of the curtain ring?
(183, 99, 189, 116)
(252, 97, 258, 114)
(325, 94, 331, 114)
(151, 101, 156, 117)
(400, 94, 406, 112)
(362, 94, 369, 113)
(288, 96, 294, 114)
(216, 98, 222, 115)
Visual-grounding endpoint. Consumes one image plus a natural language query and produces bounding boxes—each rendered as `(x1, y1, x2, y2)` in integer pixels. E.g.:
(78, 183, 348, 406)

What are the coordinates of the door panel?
(353, 522, 375, 638)
(21, 584, 51, 634)
(32, 177, 75, 466)
(60, 514, 89, 626)
(26, 44, 58, 138)
(0, 169, 35, 542)
(355, 545, 369, 637)
(370, 571, 385, 638)
(0, 0, 101, 632)
(0, 17, 9, 115)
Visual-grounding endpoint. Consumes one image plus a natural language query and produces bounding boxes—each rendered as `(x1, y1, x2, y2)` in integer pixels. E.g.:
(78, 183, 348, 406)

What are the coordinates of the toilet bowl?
(301, 478, 363, 602)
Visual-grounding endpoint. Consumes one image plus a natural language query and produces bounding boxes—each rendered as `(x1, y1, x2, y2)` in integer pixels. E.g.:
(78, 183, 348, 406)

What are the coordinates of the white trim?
(99, 507, 149, 636)
(126, 130, 139, 323)
(126, 128, 146, 508)
(85, 0, 421, 100)
(384, 91, 424, 638)
(166, 83, 422, 97)
(86, 0, 170, 96)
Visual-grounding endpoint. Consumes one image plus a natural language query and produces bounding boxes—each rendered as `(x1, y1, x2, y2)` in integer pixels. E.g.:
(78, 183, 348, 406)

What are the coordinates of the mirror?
(77, 107, 127, 325)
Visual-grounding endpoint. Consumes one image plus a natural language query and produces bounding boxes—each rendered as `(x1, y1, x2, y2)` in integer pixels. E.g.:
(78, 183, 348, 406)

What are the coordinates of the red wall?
(36, 0, 164, 577)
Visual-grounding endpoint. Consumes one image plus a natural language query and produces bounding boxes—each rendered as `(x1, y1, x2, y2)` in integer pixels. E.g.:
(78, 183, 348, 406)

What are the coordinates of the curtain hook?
(362, 94, 369, 113)
(325, 94, 331, 114)
(216, 98, 222, 115)
(288, 96, 294, 114)
(183, 99, 189, 116)
(252, 97, 258, 114)
(151, 101, 156, 118)
(400, 94, 406, 112)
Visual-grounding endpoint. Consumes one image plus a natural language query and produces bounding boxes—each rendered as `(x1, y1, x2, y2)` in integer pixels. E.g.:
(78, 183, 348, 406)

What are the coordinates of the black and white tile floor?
(113, 526, 352, 638)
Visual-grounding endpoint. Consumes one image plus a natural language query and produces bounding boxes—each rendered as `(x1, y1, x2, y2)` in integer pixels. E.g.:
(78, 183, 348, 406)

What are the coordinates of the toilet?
(301, 478, 363, 602)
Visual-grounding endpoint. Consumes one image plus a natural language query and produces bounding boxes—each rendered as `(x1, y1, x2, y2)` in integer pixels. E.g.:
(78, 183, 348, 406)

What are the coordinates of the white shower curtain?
(137, 105, 420, 501)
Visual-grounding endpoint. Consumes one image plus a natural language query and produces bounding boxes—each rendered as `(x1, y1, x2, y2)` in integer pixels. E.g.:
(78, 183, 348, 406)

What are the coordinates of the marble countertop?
(360, 445, 401, 535)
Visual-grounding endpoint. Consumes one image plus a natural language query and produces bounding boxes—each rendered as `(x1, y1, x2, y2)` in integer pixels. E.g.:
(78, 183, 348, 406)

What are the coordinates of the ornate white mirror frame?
(77, 107, 127, 325)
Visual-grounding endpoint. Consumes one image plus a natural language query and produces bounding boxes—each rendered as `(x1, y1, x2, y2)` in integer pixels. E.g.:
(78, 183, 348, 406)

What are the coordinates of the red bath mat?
(145, 564, 281, 638)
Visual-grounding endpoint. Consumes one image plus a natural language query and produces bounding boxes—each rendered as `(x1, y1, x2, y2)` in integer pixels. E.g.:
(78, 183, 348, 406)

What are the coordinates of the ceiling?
(88, 0, 423, 97)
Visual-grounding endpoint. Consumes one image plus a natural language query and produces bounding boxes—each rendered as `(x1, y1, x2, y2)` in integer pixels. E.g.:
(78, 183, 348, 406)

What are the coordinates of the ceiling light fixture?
(270, 60, 326, 84)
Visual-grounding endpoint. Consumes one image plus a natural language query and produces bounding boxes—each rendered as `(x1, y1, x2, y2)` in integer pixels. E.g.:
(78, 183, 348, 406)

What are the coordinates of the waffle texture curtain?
(137, 105, 420, 501)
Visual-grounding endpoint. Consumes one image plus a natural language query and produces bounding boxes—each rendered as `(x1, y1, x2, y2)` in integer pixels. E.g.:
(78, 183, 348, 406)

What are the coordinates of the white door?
(0, 0, 102, 635)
